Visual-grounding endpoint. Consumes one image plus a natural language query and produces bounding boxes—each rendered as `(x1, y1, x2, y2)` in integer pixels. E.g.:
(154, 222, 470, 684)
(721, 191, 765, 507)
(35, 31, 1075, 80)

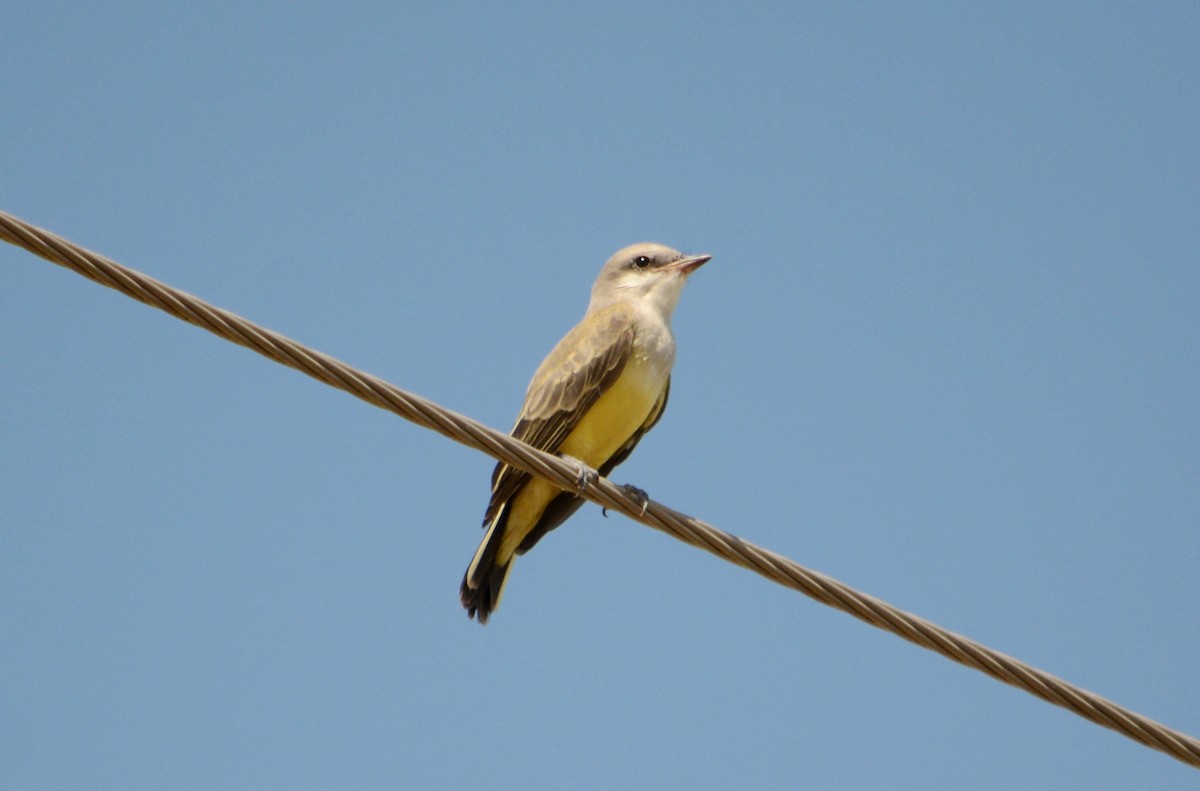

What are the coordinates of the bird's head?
(587, 242, 710, 319)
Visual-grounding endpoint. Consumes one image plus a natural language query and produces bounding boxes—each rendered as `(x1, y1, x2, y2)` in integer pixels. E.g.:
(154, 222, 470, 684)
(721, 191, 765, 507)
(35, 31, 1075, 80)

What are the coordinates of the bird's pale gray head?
(587, 242, 710, 318)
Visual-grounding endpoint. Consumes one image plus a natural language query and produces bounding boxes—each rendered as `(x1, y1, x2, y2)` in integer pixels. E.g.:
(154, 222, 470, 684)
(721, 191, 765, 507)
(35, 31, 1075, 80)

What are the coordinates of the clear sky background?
(3, 3, 1198, 789)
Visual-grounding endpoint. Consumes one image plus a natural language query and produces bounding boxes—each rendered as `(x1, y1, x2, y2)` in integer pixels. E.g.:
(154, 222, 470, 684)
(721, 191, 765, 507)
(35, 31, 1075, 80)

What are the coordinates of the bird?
(460, 242, 710, 623)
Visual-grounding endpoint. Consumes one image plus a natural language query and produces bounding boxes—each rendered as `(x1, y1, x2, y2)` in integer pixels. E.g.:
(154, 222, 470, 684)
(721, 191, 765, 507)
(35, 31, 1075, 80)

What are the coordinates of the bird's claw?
(560, 455, 596, 496)
(603, 484, 651, 517)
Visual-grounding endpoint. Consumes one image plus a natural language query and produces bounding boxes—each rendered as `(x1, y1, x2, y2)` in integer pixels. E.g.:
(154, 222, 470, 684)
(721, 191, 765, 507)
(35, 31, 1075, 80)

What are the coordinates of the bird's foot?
(603, 484, 651, 517)
(560, 455, 596, 496)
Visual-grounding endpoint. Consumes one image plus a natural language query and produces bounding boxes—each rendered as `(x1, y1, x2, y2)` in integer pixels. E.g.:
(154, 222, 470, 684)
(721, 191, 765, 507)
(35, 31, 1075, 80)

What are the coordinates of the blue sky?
(3, 3, 1198, 788)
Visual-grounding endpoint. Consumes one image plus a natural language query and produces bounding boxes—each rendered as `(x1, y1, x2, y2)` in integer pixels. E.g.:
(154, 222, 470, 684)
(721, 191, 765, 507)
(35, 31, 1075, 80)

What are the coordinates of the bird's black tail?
(460, 510, 512, 625)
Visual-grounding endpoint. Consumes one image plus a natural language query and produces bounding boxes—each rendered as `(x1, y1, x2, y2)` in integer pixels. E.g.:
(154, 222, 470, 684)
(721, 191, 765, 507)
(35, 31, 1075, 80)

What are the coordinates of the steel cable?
(3, 209, 1197, 769)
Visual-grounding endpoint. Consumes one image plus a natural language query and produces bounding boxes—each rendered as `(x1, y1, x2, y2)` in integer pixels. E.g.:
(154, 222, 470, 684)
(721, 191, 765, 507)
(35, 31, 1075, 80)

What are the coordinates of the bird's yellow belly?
(498, 358, 667, 560)
(559, 357, 666, 467)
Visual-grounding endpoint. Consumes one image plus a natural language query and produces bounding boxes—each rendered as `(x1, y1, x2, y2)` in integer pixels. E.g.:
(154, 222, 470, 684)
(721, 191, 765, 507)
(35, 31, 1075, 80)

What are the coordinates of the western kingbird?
(460, 242, 710, 623)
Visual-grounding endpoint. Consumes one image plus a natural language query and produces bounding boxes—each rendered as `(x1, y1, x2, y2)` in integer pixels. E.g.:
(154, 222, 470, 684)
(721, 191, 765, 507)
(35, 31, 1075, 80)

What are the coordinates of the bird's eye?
(633, 255, 651, 269)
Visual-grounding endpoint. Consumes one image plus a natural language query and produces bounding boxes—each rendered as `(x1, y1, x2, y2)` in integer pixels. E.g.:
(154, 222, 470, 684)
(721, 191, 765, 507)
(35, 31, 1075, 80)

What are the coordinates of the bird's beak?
(670, 253, 711, 275)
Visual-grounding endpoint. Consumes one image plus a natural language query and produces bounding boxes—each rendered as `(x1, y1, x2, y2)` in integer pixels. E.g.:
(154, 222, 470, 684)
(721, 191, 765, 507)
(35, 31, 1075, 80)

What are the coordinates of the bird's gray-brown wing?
(483, 303, 637, 526)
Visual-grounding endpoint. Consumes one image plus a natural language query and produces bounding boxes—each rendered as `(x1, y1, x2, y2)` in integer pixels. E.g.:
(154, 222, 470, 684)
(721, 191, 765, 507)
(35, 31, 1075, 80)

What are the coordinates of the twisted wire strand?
(3, 208, 1197, 769)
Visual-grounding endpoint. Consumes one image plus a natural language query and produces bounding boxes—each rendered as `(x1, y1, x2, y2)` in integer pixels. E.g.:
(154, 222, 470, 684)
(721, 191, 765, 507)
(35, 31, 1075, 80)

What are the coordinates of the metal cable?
(3, 208, 1197, 769)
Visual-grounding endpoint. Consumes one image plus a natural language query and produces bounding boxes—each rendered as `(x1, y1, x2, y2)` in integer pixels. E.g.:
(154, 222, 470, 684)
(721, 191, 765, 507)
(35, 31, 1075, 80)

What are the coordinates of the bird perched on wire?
(460, 242, 710, 623)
